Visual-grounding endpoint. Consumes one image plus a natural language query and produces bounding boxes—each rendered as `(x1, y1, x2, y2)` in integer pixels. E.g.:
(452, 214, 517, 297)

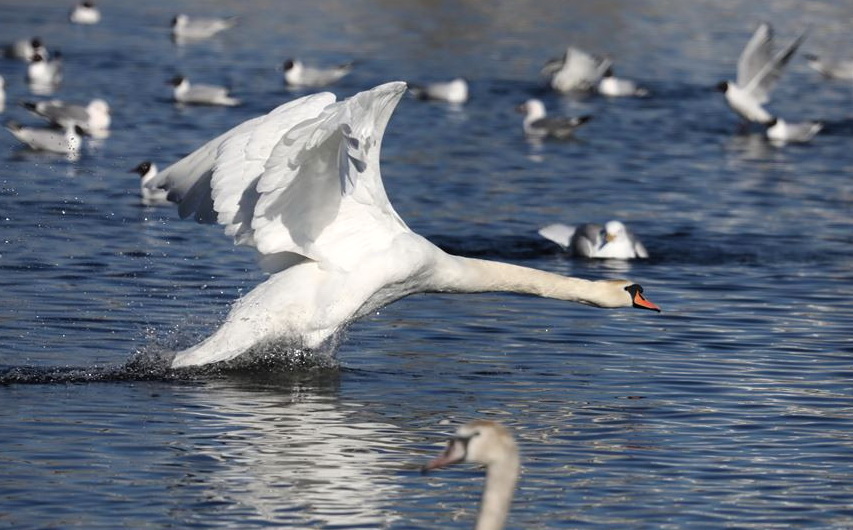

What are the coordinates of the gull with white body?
(130, 161, 170, 206)
(281, 59, 353, 88)
(69, 1, 101, 24)
(539, 220, 649, 259)
(5, 120, 82, 159)
(408, 78, 469, 104)
(169, 76, 239, 106)
(544, 46, 612, 93)
(517, 99, 592, 140)
(22, 98, 110, 136)
(765, 118, 822, 144)
(716, 23, 805, 126)
(171, 14, 236, 42)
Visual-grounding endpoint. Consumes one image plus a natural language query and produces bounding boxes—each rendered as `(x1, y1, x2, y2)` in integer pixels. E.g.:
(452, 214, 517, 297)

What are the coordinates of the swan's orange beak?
(626, 284, 661, 312)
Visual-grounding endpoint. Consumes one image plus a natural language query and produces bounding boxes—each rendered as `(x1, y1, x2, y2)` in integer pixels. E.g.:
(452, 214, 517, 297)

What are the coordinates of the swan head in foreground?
(423, 420, 520, 530)
(150, 81, 660, 368)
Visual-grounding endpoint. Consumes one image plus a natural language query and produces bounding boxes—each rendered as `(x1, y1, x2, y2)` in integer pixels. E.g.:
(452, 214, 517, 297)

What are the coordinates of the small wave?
(0, 339, 342, 386)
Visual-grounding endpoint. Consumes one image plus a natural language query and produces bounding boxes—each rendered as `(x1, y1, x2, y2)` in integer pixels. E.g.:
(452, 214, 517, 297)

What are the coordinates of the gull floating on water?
(3, 37, 47, 62)
(27, 52, 63, 93)
(130, 161, 170, 206)
(148, 81, 660, 368)
(716, 23, 805, 126)
(169, 76, 240, 106)
(544, 46, 612, 93)
(765, 117, 822, 144)
(69, 1, 101, 24)
(597, 67, 648, 97)
(171, 13, 236, 42)
(804, 53, 853, 80)
(408, 78, 469, 104)
(22, 98, 111, 136)
(5, 120, 82, 159)
(0, 76, 5, 111)
(539, 220, 649, 259)
(281, 59, 353, 88)
(517, 99, 592, 140)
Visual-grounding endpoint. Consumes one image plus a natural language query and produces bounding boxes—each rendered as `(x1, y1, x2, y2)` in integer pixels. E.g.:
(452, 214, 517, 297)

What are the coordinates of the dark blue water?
(2, 0, 853, 528)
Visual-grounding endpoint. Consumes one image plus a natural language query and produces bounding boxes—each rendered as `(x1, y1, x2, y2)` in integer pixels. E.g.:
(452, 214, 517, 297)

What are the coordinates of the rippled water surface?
(2, 0, 853, 528)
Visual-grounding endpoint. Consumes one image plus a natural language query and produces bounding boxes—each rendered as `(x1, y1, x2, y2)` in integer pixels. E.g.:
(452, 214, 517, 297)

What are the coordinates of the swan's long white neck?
(432, 254, 627, 308)
(478, 452, 520, 530)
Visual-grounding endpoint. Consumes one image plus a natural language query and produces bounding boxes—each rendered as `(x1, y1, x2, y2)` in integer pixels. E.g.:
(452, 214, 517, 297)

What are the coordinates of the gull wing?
(738, 23, 805, 103)
(538, 223, 576, 249)
(151, 82, 410, 273)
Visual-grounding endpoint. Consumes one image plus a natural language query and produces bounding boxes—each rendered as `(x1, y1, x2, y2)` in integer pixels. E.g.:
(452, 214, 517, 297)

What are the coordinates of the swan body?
(716, 23, 805, 125)
(517, 99, 591, 140)
(423, 420, 519, 530)
(409, 78, 469, 104)
(169, 76, 240, 106)
(282, 59, 353, 88)
(540, 220, 649, 259)
(151, 82, 659, 368)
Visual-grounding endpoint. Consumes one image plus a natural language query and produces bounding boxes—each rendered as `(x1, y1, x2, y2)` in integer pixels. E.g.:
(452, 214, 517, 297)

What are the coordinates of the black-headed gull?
(26, 52, 63, 92)
(281, 59, 353, 88)
(148, 82, 659, 367)
(766, 118, 822, 144)
(5, 120, 83, 159)
(597, 68, 648, 97)
(804, 54, 853, 80)
(22, 98, 111, 136)
(130, 161, 170, 206)
(169, 76, 240, 106)
(171, 14, 236, 41)
(69, 1, 101, 25)
(4, 37, 47, 62)
(716, 23, 805, 125)
(517, 99, 592, 140)
(539, 220, 649, 259)
(408, 78, 469, 104)
(544, 46, 612, 93)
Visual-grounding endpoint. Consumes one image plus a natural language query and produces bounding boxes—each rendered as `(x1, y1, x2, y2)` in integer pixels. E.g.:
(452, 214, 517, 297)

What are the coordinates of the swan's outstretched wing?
(151, 81, 410, 272)
(737, 23, 804, 103)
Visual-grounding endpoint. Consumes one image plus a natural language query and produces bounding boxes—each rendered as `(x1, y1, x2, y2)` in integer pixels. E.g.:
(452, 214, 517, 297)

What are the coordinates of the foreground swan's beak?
(625, 284, 661, 312)
(422, 438, 467, 473)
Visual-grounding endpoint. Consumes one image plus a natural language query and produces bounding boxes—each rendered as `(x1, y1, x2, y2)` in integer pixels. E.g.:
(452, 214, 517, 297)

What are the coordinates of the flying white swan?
(150, 82, 660, 368)
(422, 420, 520, 530)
